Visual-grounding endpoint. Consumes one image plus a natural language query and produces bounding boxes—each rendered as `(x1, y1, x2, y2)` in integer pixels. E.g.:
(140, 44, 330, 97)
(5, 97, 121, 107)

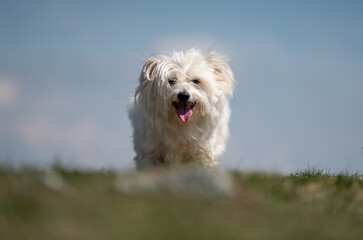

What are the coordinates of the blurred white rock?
(41, 170, 65, 191)
(114, 166, 235, 197)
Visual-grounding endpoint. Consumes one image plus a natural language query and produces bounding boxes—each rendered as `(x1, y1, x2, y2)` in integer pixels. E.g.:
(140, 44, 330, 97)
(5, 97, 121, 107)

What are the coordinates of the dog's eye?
(168, 79, 177, 85)
(192, 79, 200, 84)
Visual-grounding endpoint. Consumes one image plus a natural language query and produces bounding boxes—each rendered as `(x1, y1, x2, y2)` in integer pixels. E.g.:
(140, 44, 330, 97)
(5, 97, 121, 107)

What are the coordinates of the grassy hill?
(1, 167, 363, 240)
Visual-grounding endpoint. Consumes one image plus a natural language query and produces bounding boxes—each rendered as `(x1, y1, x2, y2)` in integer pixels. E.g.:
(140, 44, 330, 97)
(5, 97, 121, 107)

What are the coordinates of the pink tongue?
(177, 103, 193, 122)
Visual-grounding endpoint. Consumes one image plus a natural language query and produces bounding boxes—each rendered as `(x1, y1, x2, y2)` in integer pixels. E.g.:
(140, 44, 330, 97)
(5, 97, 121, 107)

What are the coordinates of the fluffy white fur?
(129, 49, 234, 169)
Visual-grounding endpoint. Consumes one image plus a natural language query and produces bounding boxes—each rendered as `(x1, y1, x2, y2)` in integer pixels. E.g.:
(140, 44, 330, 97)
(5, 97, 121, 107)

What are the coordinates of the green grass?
(1, 168, 363, 240)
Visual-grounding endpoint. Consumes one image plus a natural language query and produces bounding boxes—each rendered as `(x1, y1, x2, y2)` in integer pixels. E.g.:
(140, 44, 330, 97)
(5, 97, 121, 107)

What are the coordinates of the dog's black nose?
(177, 92, 190, 102)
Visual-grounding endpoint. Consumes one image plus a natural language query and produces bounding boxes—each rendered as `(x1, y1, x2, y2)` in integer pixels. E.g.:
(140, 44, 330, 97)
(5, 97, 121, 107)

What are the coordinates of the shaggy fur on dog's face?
(129, 49, 234, 169)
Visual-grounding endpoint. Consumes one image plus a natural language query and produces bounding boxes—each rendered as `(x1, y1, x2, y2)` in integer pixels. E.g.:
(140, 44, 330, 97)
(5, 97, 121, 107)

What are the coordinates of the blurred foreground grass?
(1, 167, 363, 240)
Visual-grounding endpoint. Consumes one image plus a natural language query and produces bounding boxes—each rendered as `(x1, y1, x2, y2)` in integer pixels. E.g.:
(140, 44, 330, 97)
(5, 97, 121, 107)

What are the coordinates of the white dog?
(129, 49, 234, 169)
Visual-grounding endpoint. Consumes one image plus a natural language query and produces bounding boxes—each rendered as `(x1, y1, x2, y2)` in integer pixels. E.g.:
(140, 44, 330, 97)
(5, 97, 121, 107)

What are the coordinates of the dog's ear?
(139, 58, 160, 82)
(206, 52, 234, 97)
(135, 58, 162, 105)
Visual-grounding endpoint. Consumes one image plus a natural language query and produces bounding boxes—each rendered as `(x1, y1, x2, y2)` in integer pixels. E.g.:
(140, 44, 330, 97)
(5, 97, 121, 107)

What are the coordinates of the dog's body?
(129, 49, 234, 169)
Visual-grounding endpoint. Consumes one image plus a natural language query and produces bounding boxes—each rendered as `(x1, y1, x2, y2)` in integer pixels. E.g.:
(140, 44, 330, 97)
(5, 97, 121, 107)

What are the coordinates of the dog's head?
(135, 49, 234, 123)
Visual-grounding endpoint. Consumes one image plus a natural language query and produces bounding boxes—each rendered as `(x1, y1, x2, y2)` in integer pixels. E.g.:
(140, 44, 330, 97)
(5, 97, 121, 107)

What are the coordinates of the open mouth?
(172, 101, 196, 122)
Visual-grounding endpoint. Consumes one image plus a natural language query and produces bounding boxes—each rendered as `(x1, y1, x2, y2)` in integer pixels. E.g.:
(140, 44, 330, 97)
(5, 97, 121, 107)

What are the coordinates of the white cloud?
(0, 77, 18, 110)
(146, 34, 228, 54)
(15, 109, 132, 169)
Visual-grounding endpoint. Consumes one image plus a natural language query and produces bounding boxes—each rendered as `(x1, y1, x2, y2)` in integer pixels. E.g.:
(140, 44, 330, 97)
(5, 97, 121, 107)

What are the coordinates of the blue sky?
(1, 0, 363, 172)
